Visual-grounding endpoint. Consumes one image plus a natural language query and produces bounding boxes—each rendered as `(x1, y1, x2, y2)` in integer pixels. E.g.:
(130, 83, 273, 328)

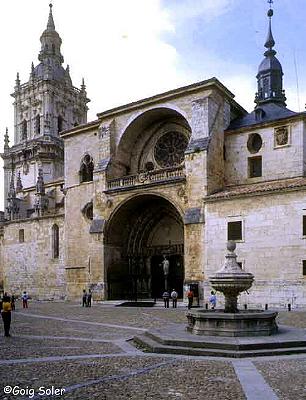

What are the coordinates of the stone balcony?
(106, 165, 185, 192)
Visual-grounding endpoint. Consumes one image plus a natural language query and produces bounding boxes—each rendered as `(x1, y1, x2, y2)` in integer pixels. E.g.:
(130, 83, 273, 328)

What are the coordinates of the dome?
(33, 62, 72, 85)
(258, 55, 283, 74)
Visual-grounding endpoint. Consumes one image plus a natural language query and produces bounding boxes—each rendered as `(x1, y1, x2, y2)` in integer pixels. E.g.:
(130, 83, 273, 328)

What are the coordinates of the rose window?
(154, 132, 188, 168)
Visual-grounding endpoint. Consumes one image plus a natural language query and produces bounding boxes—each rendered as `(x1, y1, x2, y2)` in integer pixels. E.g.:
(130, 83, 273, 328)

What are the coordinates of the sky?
(1, 0, 306, 210)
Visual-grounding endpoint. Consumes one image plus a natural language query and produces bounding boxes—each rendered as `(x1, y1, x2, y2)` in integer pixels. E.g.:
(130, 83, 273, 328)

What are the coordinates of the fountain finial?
(227, 240, 236, 252)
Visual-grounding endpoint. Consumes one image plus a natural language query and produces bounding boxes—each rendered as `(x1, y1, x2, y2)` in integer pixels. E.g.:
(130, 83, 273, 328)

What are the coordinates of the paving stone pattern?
(0, 301, 305, 399)
(255, 359, 306, 400)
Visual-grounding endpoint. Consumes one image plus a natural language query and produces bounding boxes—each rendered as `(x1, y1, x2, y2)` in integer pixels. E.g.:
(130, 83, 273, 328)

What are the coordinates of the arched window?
(52, 43, 55, 54)
(22, 120, 27, 140)
(80, 154, 94, 183)
(82, 202, 93, 221)
(52, 224, 59, 259)
(57, 116, 63, 134)
(19, 229, 25, 243)
(35, 115, 41, 135)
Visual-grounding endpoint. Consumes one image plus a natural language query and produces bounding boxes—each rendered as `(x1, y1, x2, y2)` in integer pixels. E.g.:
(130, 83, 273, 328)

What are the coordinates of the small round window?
(247, 133, 262, 154)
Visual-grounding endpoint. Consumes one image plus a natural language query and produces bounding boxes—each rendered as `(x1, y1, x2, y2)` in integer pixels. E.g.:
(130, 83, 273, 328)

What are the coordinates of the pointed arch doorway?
(104, 195, 184, 300)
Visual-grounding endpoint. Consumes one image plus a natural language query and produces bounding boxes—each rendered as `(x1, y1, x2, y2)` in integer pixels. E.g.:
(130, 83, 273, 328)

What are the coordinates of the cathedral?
(0, 4, 306, 307)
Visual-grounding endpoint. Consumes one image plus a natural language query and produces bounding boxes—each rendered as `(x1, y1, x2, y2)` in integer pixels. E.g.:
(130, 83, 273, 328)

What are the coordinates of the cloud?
(164, 0, 234, 24)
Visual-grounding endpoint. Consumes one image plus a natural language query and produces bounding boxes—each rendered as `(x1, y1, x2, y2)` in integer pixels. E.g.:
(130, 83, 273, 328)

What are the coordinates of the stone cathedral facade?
(1, 5, 306, 307)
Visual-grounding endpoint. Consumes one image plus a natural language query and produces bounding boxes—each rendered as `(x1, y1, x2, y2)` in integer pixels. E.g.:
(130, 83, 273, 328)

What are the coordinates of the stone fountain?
(186, 242, 278, 336)
(133, 242, 306, 356)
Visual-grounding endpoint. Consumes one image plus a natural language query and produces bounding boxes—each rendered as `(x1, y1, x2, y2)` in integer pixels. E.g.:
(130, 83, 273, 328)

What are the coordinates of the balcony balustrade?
(107, 165, 185, 191)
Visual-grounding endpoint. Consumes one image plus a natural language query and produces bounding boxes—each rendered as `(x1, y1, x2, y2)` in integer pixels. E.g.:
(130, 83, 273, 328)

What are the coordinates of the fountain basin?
(186, 309, 278, 337)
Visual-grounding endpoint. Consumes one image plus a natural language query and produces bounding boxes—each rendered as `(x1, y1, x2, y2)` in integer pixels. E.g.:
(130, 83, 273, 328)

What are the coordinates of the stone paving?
(0, 301, 305, 399)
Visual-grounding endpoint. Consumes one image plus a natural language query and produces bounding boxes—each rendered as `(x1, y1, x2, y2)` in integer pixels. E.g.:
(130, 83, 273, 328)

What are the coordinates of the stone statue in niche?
(162, 255, 170, 275)
(275, 126, 289, 146)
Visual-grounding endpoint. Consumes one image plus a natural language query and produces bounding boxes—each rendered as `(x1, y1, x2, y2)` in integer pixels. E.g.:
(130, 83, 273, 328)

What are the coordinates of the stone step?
(145, 330, 306, 351)
(134, 334, 306, 358)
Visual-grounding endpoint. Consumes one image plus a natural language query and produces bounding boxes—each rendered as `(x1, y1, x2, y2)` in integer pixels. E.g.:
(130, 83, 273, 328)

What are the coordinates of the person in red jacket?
(187, 289, 194, 309)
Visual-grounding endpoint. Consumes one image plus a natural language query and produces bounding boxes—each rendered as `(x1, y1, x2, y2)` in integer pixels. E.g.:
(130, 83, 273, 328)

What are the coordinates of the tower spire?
(255, 1, 286, 107)
(264, 1, 275, 53)
(38, 3, 64, 65)
(47, 3, 55, 30)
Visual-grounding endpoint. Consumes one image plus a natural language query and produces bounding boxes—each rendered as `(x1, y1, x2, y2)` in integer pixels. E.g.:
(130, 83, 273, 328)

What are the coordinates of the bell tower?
(2, 4, 90, 213)
(255, 1, 286, 106)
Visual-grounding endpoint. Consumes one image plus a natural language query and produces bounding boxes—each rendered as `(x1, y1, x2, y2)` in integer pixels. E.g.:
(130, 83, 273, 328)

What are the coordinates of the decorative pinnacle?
(15, 72, 20, 88)
(30, 62, 35, 80)
(4, 127, 10, 151)
(8, 171, 16, 198)
(81, 77, 86, 92)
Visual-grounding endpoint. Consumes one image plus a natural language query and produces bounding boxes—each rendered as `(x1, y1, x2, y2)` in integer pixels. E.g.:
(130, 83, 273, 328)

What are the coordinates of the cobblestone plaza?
(0, 301, 305, 399)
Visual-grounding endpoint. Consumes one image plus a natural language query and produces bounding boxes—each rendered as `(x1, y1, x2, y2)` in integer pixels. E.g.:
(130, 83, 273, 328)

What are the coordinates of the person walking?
(187, 289, 194, 309)
(87, 289, 92, 307)
(82, 290, 87, 307)
(171, 289, 178, 308)
(11, 295, 15, 311)
(209, 291, 217, 310)
(162, 291, 170, 308)
(1, 293, 12, 337)
(22, 291, 29, 309)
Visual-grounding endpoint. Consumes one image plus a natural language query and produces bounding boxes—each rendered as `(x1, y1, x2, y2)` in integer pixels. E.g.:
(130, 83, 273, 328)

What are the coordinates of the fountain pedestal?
(186, 310, 278, 337)
(187, 242, 278, 337)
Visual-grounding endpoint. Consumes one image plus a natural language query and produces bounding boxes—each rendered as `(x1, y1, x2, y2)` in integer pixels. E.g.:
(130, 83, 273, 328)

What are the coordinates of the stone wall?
(2, 214, 65, 300)
(204, 190, 306, 308)
(225, 119, 304, 186)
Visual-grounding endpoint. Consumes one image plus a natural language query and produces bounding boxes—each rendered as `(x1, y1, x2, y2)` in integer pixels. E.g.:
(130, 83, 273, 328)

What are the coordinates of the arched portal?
(104, 195, 184, 300)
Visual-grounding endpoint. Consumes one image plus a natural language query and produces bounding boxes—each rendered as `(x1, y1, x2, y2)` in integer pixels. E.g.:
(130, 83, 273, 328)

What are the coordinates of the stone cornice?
(22, 178, 64, 194)
(2, 212, 65, 226)
(204, 177, 306, 202)
(1, 135, 64, 162)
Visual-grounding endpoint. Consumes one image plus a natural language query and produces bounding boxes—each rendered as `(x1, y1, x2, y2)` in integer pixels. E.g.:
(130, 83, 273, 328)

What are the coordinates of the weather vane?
(267, 0, 274, 18)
